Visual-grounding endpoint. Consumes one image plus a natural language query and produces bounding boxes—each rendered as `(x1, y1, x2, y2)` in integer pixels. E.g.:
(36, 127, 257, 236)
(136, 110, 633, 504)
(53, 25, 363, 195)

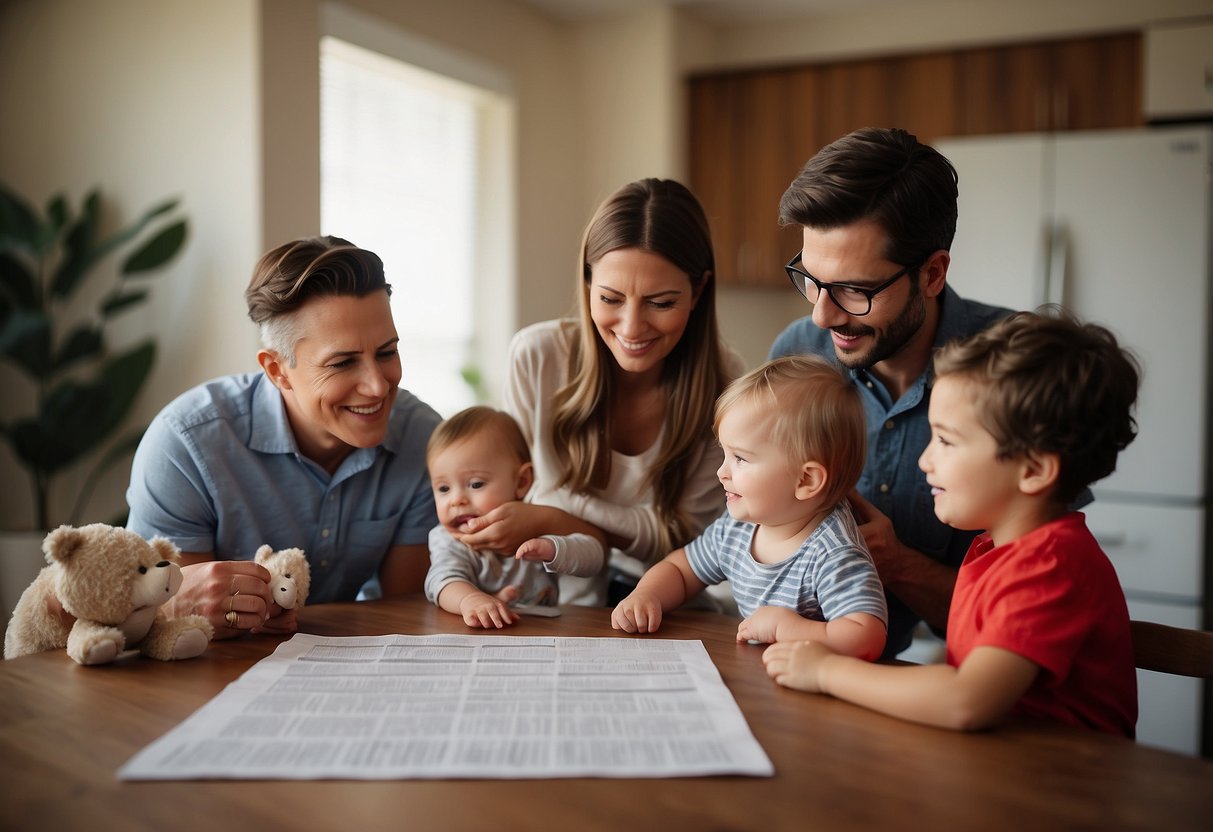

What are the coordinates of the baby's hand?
(736, 605, 797, 644)
(459, 592, 519, 629)
(515, 537, 556, 563)
(611, 591, 663, 634)
(762, 641, 835, 693)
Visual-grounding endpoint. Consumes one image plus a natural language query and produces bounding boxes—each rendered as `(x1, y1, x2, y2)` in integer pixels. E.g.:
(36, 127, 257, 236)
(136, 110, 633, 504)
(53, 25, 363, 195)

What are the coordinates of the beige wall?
(0, 0, 261, 529)
(2, 0, 1209, 528)
(576, 6, 685, 201)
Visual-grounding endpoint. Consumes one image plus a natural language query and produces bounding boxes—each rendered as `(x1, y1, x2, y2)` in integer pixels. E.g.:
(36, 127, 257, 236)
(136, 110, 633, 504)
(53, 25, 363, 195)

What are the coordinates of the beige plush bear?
(3, 524, 213, 665)
(254, 545, 310, 611)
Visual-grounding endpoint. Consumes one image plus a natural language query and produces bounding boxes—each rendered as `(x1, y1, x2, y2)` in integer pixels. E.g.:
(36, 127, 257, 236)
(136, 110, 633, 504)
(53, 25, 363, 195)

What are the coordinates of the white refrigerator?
(934, 126, 1210, 756)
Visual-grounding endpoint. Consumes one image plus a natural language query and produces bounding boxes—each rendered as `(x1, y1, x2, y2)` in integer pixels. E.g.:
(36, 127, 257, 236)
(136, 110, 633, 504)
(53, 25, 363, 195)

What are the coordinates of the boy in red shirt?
(763, 310, 1139, 736)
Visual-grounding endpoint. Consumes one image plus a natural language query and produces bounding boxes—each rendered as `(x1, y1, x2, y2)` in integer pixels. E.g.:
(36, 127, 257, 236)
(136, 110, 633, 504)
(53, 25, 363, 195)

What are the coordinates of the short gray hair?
(259, 312, 303, 366)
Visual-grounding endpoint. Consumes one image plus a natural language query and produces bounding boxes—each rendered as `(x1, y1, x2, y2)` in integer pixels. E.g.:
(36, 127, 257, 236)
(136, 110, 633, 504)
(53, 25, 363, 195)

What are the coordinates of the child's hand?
(515, 537, 556, 563)
(611, 591, 664, 634)
(459, 591, 519, 629)
(762, 640, 836, 692)
(736, 605, 800, 644)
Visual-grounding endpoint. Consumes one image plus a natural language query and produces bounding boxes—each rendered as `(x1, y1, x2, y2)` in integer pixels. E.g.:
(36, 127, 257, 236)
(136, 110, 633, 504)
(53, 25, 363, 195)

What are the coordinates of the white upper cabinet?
(1143, 19, 1213, 120)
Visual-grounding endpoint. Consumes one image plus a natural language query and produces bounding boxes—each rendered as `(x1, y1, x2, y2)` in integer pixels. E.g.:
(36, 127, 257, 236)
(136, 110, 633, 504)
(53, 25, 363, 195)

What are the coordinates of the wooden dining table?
(1, 596, 1210, 831)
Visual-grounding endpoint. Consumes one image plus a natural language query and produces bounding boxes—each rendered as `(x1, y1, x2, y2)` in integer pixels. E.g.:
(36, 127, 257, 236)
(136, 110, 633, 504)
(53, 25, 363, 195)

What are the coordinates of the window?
(319, 20, 514, 418)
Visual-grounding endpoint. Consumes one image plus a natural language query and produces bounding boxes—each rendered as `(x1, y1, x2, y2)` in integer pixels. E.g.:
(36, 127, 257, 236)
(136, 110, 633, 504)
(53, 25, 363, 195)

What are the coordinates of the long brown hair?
(550, 178, 729, 555)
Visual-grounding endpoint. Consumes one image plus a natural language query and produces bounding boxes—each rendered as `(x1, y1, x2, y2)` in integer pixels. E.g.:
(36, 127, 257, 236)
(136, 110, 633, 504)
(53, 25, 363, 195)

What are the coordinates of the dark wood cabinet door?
(1049, 34, 1143, 131)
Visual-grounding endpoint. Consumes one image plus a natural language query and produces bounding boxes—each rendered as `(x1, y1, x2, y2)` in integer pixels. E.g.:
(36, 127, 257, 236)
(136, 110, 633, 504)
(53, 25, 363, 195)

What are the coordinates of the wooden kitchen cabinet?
(690, 32, 1142, 287)
(957, 34, 1141, 133)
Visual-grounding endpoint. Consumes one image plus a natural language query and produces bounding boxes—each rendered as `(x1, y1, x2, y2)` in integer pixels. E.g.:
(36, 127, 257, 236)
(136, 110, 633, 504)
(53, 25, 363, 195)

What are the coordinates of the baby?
(612, 355, 888, 660)
(424, 406, 604, 628)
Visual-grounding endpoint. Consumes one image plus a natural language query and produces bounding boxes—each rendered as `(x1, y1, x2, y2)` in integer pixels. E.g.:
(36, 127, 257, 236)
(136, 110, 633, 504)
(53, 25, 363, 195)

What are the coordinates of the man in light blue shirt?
(768, 128, 1010, 658)
(127, 236, 441, 637)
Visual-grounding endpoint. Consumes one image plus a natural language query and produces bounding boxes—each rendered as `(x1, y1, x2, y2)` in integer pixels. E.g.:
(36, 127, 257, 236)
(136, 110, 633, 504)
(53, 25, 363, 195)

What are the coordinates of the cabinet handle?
(1043, 222, 1068, 306)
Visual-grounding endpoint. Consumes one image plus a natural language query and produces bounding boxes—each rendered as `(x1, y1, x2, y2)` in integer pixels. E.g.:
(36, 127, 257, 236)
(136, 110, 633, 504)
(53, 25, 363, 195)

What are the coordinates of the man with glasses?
(769, 127, 1010, 659)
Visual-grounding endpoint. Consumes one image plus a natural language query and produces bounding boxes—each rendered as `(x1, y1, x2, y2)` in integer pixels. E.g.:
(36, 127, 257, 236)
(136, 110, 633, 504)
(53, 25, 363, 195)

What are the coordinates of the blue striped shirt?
(685, 502, 888, 623)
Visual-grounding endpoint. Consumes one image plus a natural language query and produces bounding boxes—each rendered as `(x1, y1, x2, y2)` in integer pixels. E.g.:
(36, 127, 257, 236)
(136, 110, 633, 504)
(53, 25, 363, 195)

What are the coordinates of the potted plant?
(0, 184, 187, 611)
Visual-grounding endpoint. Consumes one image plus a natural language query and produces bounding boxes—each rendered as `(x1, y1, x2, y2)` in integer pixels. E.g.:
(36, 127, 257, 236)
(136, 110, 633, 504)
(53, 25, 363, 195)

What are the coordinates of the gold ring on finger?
(225, 610, 239, 627)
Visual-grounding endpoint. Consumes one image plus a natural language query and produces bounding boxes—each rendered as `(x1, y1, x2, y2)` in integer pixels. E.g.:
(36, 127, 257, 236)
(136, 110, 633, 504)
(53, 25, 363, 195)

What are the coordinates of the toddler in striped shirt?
(612, 355, 887, 660)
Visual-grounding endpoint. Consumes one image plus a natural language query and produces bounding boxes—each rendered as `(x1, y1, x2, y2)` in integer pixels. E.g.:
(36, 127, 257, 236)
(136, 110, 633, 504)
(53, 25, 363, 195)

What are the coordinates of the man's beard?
(832, 282, 926, 370)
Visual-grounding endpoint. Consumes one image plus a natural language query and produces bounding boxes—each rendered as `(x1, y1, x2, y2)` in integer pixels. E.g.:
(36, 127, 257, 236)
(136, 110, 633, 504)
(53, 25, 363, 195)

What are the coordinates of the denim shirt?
(126, 373, 441, 604)
(769, 285, 1011, 656)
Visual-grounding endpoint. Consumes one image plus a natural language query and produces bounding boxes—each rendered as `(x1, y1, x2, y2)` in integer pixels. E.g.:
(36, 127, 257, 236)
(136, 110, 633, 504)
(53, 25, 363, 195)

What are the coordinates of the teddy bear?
(3, 523, 213, 665)
(253, 545, 310, 611)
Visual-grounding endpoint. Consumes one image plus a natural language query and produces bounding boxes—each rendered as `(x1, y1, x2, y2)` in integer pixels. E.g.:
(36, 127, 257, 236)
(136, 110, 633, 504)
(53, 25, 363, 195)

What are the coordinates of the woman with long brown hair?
(458, 178, 742, 605)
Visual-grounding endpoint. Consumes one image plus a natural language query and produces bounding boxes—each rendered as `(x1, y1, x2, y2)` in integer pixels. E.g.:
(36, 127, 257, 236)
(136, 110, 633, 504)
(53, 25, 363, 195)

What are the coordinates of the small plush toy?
(254, 545, 310, 611)
(3, 524, 213, 665)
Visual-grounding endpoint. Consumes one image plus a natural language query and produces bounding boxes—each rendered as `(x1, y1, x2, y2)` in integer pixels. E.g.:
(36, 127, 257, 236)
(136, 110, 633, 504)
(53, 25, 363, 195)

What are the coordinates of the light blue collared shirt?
(126, 372, 441, 603)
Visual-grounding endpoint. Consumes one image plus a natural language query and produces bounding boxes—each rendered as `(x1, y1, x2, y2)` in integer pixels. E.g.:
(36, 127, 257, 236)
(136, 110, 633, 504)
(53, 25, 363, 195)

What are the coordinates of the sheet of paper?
(119, 633, 774, 780)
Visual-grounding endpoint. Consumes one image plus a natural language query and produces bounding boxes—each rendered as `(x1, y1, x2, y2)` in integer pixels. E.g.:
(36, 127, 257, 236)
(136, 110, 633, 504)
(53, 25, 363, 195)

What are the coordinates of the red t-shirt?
(946, 512, 1137, 737)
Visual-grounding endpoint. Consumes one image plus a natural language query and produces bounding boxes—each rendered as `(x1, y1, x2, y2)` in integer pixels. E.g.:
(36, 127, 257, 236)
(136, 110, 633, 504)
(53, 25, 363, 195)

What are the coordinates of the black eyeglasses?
(784, 250, 922, 316)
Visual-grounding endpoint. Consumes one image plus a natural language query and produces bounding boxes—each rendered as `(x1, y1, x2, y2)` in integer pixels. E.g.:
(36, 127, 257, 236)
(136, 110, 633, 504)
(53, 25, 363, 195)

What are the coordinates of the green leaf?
(9, 418, 53, 474)
(0, 251, 39, 309)
(97, 341, 156, 425)
(0, 309, 51, 377)
(101, 289, 148, 316)
(89, 197, 179, 269)
(0, 183, 43, 253)
(50, 190, 102, 300)
(30, 342, 155, 474)
(53, 325, 103, 370)
(29, 381, 112, 473)
(122, 219, 187, 275)
(42, 195, 69, 252)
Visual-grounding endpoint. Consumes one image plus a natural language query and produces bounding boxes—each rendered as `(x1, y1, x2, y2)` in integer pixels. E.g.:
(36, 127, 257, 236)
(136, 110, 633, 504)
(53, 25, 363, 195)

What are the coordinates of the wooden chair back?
(1130, 620, 1213, 678)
